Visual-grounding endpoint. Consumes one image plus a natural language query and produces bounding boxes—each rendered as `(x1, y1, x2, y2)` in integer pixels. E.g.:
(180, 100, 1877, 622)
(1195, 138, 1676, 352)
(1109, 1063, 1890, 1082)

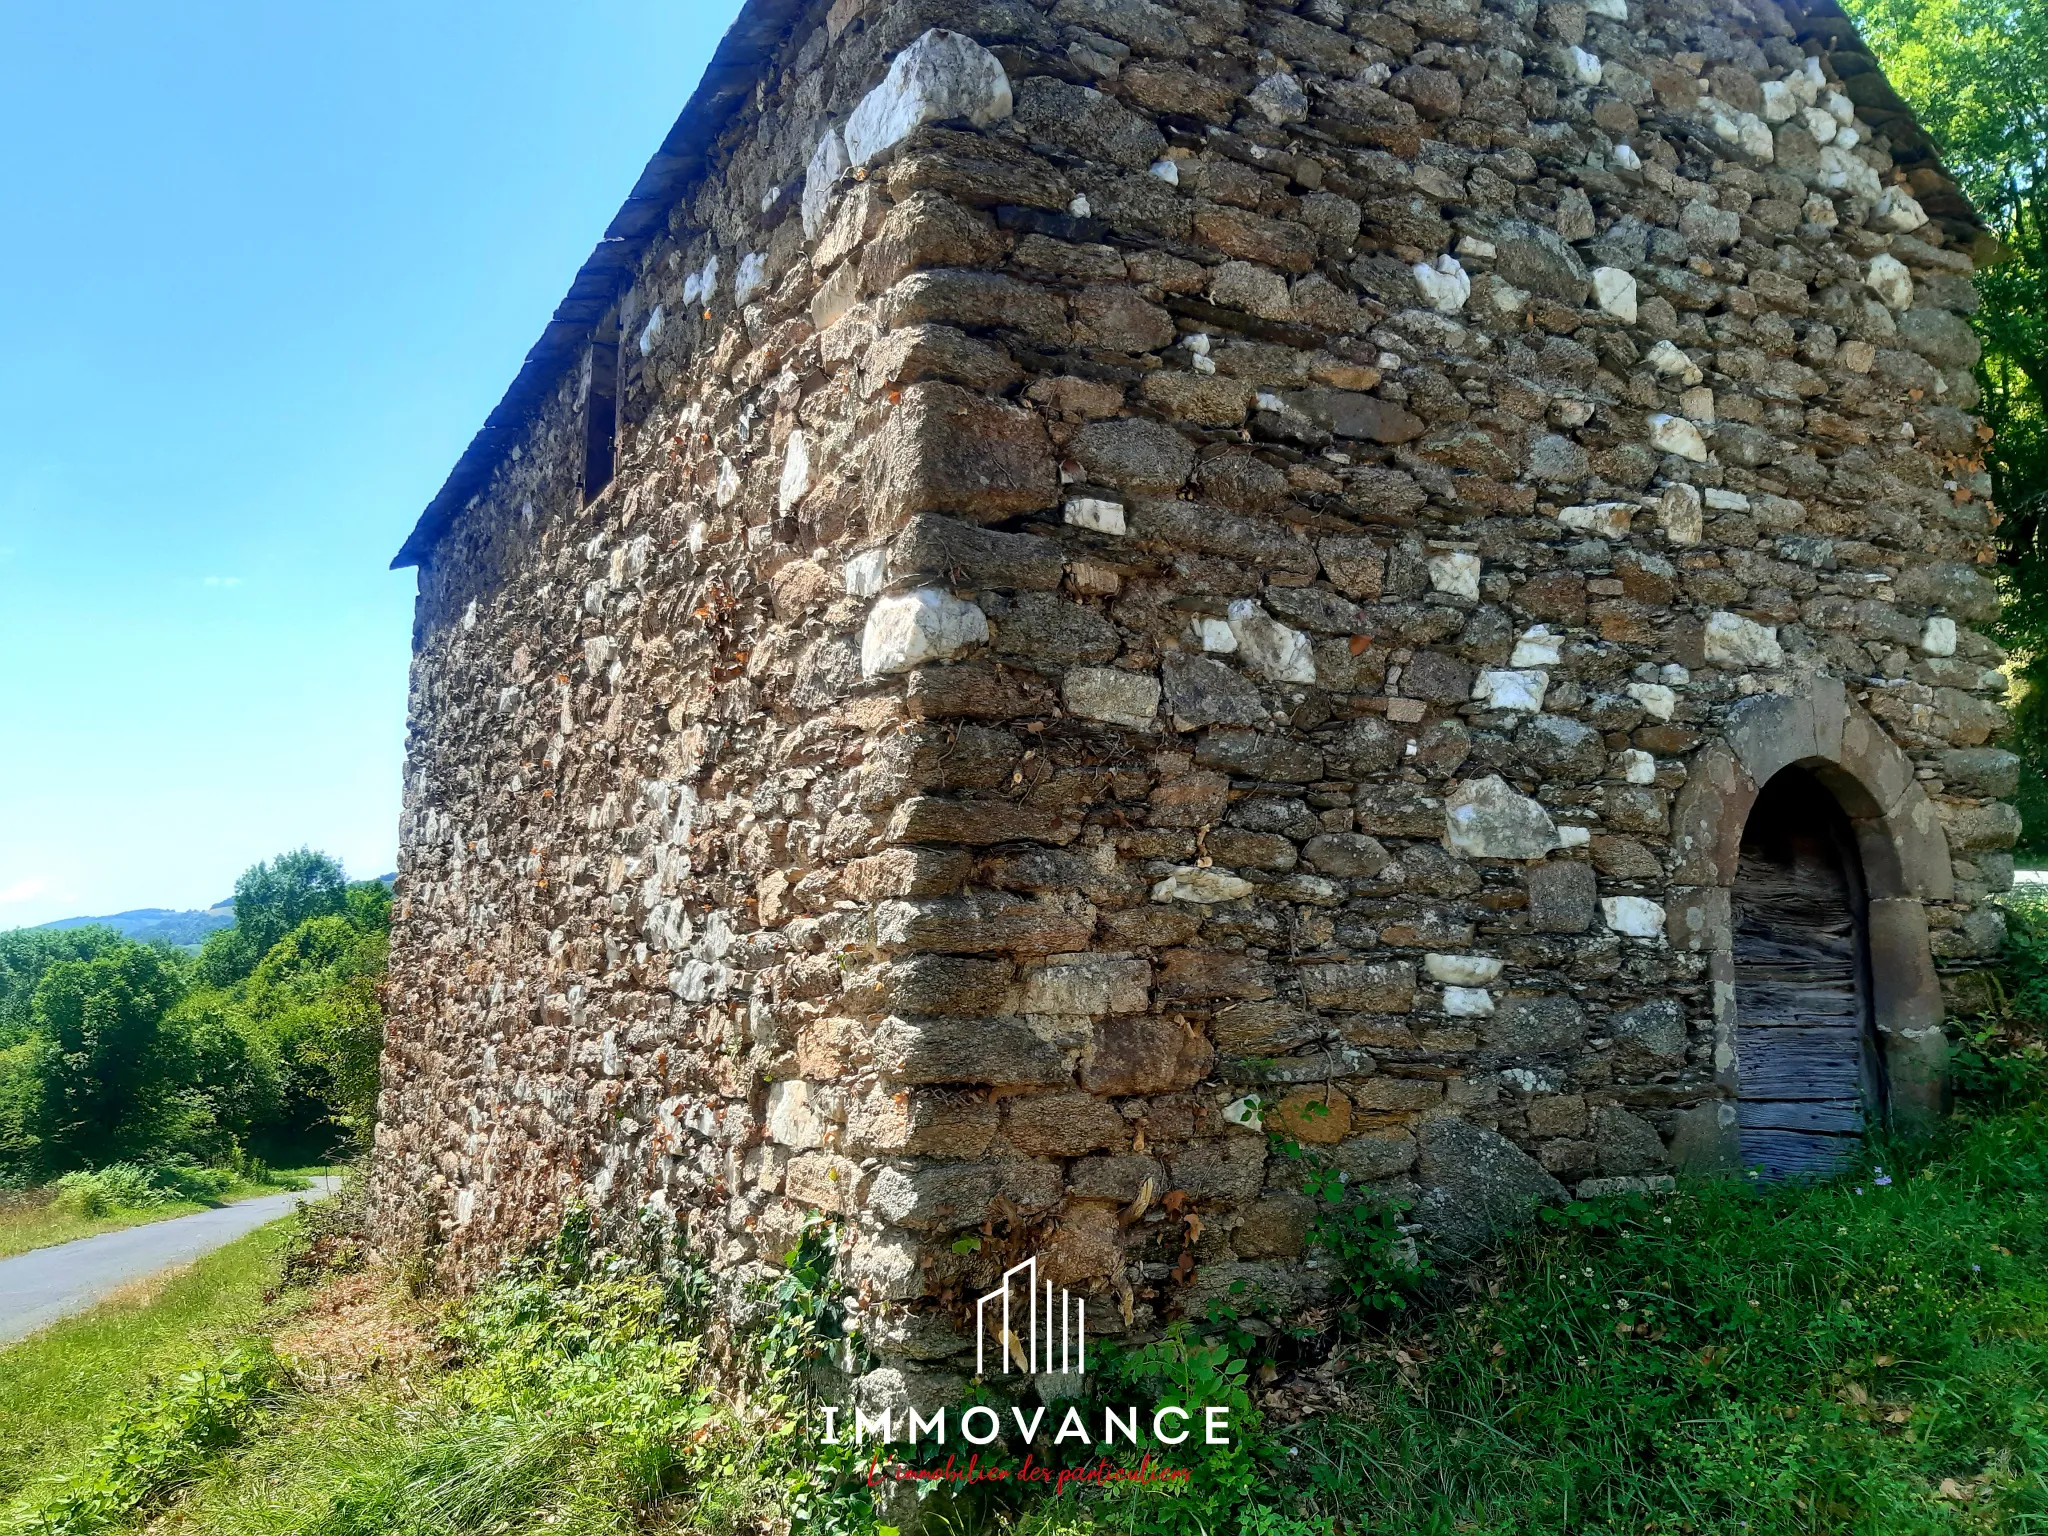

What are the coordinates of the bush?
(7, 1344, 282, 1535)
(53, 1165, 169, 1215)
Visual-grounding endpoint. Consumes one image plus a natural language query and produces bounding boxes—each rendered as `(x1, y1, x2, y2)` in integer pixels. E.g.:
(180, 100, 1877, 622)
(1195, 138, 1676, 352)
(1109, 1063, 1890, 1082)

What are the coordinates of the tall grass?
(0, 1222, 295, 1507)
(1281, 1104, 2048, 1531)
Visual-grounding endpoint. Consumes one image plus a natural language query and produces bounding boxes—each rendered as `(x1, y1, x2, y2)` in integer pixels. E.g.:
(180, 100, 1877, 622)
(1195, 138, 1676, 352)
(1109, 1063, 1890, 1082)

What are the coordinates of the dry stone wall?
(376, 0, 2015, 1384)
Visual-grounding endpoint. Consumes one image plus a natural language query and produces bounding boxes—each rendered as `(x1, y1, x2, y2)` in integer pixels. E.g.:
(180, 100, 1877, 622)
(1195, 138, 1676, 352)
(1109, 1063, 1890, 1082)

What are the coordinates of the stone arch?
(1666, 676, 1951, 1171)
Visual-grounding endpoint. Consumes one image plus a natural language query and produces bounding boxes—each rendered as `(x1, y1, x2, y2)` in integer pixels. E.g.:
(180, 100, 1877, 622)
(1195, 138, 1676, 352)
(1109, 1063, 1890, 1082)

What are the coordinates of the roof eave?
(392, 0, 810, 570)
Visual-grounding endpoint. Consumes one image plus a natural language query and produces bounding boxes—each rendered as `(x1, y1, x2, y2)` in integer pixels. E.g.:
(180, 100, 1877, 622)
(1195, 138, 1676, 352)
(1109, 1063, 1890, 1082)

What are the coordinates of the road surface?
(0, 1178, 338, 1345)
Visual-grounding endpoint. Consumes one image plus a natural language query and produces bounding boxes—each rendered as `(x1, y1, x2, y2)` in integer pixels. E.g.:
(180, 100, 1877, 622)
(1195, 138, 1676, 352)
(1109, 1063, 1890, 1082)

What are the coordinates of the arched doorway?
(1733, 767, 1883, 1177)
(1665, 679, 1952, 1174)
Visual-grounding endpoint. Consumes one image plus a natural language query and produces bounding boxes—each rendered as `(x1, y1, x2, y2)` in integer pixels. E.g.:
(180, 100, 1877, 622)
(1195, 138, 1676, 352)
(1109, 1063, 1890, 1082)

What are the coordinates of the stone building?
(376, 0, 2017, 1375)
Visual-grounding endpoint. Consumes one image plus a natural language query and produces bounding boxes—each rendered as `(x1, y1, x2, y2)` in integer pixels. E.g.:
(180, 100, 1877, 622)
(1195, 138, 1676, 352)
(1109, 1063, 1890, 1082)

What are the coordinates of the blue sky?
(0, 0, 744, 927)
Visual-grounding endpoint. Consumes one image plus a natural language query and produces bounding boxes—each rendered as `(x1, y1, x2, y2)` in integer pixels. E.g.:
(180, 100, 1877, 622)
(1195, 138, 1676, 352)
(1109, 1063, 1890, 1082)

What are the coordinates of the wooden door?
(1732, 767, 1882, 1177)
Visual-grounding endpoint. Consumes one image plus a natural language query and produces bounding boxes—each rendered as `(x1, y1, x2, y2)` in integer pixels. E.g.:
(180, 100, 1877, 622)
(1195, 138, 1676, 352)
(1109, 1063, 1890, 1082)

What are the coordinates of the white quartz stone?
(1149, 158, 1180, 185)
(1921, 616, 1958, 656)
(1413, 254, 1472, 314)
(1618, 748, 1657, 784)
(1612, 143, 1641, 170)
(683, 256, 720, 308)
(735, 251, 768, 306)
(1794, 57, 1824, 105)
(860, 588, 988, 677)
(1248, 71, 1309, 124)
(843, 546, 888, 598)
(637, 304, 664, 357)
(1445, 775, 1559, 859)
(1760, 78, 1796, 122)
(843, 29, 1013, 168)
(1556, 825, 1592, 848)
(1712, 109, 1774, 160)
(1646, 338, 1702, 384)
(1153, 867, 1255, 903)
(1228, 599, 1317, 684)
(1473, 668, 1550, 712)
(1803, 193, 1840, 228)
(1658, 484, 1703, 545)
(1648, 413, 1709, 462)
(1511, 625, 1563, 668)
(1802, 105, 1838, 145)
(1426, 953, 1504, 985)
(1569, 46, 1603, 85)
(1820, 145, 1881, 198)
(1592, 265, 1638, 322)
(1602, 896, 1666, 938)
(766, 1080, 834, 1149)
(1559, 502, 1636, 539)
(1704, 487, 1750, 510)
(1865, 253, 1914, 310)
(1064, 497, 1127, 535)
(1443, 986, 1496, 1017)
(1428, 550, 1482, 599)
(1703, 611, 1784, 669)
(1063, 666, 1160, 730)
(802, 130, 849, 239)
(778, 430, 812, 513)
(1223, 1094, 1264, 1129)
(1197, 617, 1237, 653)
(1827, 89, 1854, 125)
(1873, 186, 1929, 233)
(1586, 0, 1627, 19)
(1627, 682, 1677, 720)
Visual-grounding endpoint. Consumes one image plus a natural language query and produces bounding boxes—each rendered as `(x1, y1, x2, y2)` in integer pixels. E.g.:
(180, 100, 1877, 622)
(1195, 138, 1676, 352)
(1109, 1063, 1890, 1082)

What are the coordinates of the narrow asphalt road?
(0, 1178, 339, 1345)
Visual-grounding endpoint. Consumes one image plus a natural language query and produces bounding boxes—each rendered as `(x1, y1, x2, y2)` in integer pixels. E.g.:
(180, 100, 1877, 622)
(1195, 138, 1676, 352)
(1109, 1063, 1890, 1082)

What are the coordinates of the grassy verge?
(15, 1006, 2048, 1536)
(0, 1220, 300, 1507)
(0, 1178, 302, 1262)
(31, 1100, 2045, 1536)
(1280, 1109, 2048, 1534)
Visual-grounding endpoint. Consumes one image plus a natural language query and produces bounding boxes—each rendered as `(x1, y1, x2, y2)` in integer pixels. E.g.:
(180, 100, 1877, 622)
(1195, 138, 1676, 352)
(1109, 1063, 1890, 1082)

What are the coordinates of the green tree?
(239, 895, 389, 1146)
(196, 848, 349, 987)
(0, 926, 130, 1044)
(29, 944, 193, 1168)
(1847, 0, 2048, 847)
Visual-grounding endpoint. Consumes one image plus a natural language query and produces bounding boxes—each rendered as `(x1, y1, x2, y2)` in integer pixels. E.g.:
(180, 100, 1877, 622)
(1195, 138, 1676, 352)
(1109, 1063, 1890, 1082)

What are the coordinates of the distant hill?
(36, 904, 236, 949)
(22, 873, 396, 953)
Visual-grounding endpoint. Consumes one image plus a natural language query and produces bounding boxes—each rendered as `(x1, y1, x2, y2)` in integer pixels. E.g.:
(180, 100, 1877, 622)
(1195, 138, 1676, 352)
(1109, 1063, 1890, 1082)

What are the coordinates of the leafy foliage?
(1845, 0, 2048, 846)
(196, 848, 351, 989)
(0, 850, 388, 1182)
(7, 1344, 282, 1536)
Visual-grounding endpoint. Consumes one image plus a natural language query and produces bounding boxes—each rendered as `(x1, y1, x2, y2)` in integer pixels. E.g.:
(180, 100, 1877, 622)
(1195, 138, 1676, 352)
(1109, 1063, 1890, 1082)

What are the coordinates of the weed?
(6, 1345, 281, 1536)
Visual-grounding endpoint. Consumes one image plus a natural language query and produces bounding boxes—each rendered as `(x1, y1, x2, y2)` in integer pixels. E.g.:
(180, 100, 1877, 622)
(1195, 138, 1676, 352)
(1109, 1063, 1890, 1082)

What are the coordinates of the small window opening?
(582, 325, 619, 504)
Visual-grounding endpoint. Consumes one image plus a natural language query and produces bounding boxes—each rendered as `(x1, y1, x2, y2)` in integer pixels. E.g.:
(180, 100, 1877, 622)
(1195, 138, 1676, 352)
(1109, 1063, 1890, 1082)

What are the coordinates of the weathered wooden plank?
(1737, 1027, 1866, 1098)
(1740, 1127, 1861, 1178)
(1735, 984, 1862, 1024)
(1732, 775, 1876, 1178)
(1740, 1098, 1866, 1133)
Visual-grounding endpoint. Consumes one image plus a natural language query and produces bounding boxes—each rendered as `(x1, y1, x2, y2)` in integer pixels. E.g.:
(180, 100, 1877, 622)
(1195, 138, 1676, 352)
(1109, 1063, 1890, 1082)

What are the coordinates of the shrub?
(52, 1165, 168, 1215)
(8, 1344, 281, 1535)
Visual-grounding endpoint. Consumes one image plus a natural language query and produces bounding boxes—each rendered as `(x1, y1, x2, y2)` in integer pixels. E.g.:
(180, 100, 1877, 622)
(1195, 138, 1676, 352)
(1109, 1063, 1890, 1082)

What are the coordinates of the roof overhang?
(391, 0, 807, 569)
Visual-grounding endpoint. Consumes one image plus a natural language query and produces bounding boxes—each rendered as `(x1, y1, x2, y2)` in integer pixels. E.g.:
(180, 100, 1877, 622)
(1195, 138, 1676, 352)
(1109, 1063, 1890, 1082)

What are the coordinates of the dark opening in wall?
(582, 324, 619, 505)
(1733, 765, 1880, 1179)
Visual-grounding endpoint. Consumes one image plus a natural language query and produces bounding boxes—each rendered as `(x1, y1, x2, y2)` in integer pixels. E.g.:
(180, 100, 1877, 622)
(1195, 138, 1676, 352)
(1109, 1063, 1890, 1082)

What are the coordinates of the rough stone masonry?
(375, 0, 2017, 1399)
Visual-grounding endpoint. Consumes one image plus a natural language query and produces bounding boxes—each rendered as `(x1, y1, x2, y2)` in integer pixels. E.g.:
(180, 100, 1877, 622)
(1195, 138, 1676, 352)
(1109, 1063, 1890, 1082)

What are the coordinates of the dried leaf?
(1121, 1178, 1156, 1226)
